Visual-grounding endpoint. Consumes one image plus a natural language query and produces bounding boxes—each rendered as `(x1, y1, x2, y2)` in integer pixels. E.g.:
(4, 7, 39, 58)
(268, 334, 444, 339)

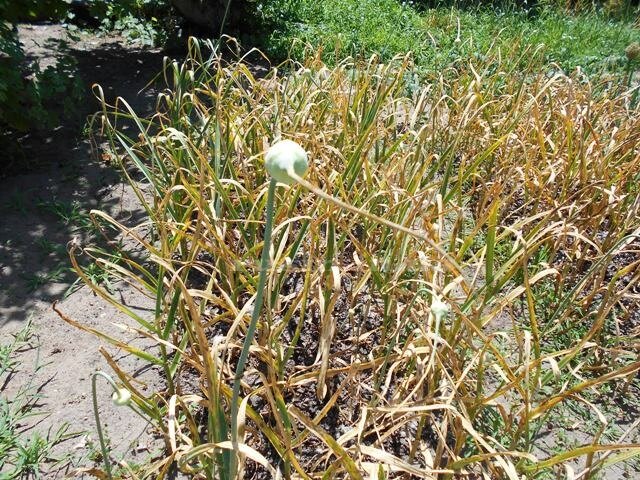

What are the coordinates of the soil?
(0, 23, 168, 477)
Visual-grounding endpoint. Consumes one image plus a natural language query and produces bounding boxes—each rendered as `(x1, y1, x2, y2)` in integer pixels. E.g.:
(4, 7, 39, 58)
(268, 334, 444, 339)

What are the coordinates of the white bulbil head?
(265, 139, 309, 185)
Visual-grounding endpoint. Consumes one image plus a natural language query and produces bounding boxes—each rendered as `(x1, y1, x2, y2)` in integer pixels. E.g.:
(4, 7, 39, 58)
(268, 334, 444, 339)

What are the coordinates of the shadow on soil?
(0, 29, 168, 326)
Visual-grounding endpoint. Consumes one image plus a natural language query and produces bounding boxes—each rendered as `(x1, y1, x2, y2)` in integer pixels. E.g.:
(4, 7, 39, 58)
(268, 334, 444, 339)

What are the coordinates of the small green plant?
(0, 16, 82, 139)
(22, 264, 69, 291)
(65, 247, 125, 297)
(36, 238, 67, 257)
(69, 0, 174, 46)
(36, 199, 105, 235)
(0, 322, 75, 477)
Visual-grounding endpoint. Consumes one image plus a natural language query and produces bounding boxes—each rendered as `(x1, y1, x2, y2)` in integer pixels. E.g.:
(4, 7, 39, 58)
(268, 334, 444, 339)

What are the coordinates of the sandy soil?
(0, 24, 167, 476)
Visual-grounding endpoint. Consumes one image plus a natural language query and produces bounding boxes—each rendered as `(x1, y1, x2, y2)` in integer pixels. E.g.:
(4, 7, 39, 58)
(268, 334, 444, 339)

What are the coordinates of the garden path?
(0, 24, 167, 476)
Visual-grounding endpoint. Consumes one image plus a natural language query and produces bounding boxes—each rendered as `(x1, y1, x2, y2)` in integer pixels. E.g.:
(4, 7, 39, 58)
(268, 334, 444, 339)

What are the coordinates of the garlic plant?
(64, 42, 640, 479)
(91, 371, 133, 480)
(229, 139, 309, 475)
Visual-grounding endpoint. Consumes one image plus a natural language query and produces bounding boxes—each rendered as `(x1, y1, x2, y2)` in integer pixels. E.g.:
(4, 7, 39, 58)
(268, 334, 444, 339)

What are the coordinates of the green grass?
(65, 245, 125, 297)
(37, 199, 95, 233)
(0, 322, 74, 478)
(21, 264, 68, 292)
(35, 237, 67, 257)
(262, 1, 639, 78)
(26, 198, 122, 293)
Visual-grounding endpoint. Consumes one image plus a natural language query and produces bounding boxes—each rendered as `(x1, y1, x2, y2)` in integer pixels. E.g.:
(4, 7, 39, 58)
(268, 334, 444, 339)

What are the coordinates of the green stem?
(230, 179, 277, 472)
(91, 371, 120, 480)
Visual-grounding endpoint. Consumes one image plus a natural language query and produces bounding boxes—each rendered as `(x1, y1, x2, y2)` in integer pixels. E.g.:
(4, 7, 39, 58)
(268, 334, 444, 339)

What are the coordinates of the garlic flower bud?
(265, 140, 308, 185)
(626, 42, 640, 62)
(431, 297, 450, 321)
(112, 388, 131, 407)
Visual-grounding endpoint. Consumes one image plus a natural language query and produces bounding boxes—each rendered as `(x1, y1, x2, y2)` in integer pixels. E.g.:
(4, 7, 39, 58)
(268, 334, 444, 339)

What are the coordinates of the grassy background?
(258, 1, 638, 77)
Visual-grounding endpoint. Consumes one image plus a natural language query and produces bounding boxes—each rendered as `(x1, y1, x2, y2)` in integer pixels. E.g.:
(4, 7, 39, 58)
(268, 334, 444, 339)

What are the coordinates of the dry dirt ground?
(0, 24, 167, 476)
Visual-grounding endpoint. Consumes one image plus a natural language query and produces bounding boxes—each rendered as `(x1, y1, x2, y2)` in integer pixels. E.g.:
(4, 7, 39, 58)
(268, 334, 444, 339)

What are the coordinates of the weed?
(35, 238, 67, 258)
(64, 246, 126, 297)
(1, 191, 30, 215)
(272, 1, 639, 79)
(37, 199, 95, 233)
(22, 264, 69, 292)
(0, 322, 75, 477)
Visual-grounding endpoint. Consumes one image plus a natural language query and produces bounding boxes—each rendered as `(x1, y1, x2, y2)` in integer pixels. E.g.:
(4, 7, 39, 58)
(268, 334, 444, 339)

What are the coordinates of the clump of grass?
(0, 322, 73, 477)
(59, 38, 640, 478)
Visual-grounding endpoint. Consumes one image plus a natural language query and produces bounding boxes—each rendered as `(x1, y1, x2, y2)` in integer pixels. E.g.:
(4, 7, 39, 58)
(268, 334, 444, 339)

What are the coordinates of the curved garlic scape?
(265, 139, 309, 185)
